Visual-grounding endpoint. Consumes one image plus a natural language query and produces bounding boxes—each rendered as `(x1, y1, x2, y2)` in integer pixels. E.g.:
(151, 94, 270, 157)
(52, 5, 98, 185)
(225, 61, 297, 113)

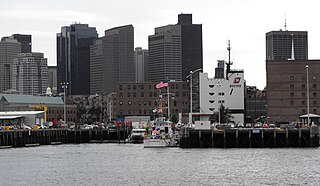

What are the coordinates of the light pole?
(216, 82, 221, 125)
(306, 65, 310, 126)
(61, 82, 69, 125)
(186, 68, 202, 125)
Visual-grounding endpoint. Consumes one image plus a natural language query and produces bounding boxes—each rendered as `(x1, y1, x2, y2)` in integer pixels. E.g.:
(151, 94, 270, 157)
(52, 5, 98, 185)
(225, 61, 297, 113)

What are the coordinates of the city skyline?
(1, 0, 320, 89)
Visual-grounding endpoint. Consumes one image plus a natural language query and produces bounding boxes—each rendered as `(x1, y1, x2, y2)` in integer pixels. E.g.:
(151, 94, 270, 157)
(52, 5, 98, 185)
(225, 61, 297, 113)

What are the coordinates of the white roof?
(299, 113, 320, 118)
(0, 115, 22, 120)
(0, 111, 44, 116)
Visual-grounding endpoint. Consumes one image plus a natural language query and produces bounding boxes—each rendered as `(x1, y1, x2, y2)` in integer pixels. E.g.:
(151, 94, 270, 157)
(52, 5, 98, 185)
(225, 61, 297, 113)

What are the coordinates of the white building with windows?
(12, 53, 48, 95)
(198, 62, 245, 123)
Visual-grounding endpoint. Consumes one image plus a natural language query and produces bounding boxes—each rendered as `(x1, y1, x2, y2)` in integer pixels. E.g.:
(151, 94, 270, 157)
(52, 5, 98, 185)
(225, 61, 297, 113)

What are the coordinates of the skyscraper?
(12, 34, 32, 53)
(48, 66, 57, 94)
(12, 53, 48, 95)
(57, 23, 98, 95)
(90, 25, 134, 94)
(148, 14, 202, 82)
(134, 47, 148, 82)
(0, 36, 21, 93)
(266, 30, 308, 60)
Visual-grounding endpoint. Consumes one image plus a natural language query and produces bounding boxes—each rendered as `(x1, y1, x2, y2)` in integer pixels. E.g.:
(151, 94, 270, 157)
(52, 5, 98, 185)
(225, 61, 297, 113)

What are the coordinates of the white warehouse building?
(197, 61, 245, 124)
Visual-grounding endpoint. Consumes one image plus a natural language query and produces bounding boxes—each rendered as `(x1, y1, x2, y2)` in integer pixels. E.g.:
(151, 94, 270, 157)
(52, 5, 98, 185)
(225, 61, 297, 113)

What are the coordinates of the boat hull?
(143, 139, 167, 148)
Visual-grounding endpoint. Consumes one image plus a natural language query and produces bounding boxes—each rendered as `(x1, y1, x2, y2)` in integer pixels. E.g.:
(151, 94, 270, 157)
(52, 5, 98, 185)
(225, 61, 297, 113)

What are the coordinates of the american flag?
(156, 81, 168, 89)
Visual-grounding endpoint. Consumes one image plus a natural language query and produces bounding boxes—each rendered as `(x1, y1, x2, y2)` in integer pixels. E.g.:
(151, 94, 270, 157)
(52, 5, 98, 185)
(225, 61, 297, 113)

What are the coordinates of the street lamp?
(61, 82, 69, 125)
(216, 81, 221, 125)
(306, 65, 310, 126)
(186, 68, 202, 125)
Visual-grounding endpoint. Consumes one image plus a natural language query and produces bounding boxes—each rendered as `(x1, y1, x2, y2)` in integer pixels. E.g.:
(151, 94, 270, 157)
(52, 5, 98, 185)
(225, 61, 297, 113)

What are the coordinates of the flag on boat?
(156, 81, 168, 89)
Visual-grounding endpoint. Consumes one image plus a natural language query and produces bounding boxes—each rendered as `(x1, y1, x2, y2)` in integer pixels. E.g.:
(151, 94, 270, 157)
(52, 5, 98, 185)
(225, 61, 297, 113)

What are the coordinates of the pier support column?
(273, 130, 276, 148)
(199, 130, 202, 147)
(236, 129, 239, 148)
(299, 128, 301, 147)
(211, 130, 214, 148)
(286, 129, 289, 147)
(249, 129, 251, 148)
(261, 129, 264, 148)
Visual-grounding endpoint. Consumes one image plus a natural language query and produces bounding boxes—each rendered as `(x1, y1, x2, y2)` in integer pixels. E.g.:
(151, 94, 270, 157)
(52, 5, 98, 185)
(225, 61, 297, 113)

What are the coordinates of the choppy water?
(1, 144, 320, 185)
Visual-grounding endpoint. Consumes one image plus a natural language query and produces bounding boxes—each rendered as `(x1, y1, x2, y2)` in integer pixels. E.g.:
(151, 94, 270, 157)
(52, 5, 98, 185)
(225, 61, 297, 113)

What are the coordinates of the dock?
(0, 128, 130, 148)
(179, 127, 320, 148)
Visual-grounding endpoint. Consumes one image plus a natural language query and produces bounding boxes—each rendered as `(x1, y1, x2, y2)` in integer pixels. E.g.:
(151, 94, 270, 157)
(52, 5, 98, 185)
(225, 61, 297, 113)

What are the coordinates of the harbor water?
(1, 144, 320, 185)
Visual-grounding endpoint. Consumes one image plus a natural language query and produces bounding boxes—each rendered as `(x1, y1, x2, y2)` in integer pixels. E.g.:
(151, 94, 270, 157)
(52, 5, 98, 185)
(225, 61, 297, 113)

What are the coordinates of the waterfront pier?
(179, 127, 320, 148)
(0, 128, 130, 148)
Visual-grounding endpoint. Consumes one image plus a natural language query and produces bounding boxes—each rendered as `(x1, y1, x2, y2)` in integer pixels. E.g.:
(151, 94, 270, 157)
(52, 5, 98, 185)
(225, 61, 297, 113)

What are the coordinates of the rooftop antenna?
(290, 34, 295, 60)
(284, 13, 287, 31)
(226, 40, 231, 80)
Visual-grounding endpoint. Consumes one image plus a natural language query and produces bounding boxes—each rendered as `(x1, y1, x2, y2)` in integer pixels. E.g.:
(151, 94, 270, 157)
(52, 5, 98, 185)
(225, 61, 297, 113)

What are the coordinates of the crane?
(29, 104, 48, 123)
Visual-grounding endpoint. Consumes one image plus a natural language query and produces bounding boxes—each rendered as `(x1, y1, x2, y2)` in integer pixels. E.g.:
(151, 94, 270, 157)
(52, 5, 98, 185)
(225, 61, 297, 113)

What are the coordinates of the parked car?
(245, 123, 252, 128)
(21, 124, 31, 130)
(262, 123, 269, 128)
(83, 124, 93, 130)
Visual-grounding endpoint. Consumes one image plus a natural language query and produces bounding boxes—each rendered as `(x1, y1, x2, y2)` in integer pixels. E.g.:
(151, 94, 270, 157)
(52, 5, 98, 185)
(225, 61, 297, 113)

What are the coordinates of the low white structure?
(0, 111, 45, 126)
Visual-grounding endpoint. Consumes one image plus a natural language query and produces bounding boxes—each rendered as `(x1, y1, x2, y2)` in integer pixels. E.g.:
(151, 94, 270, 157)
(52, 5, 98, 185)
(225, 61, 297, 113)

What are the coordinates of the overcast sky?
(1, 0, 320, 89)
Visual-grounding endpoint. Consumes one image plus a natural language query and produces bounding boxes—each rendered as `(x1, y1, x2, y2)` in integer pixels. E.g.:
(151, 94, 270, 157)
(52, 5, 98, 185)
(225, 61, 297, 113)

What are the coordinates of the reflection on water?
(1, 144, 320, 185)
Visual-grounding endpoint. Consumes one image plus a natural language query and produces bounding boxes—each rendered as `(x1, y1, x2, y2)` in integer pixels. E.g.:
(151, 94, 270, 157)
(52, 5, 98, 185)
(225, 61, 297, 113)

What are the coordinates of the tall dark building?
(266, 30, 308, 60)
(57, 23, 98, 95)
(12, 34, 32, 53)
(178, 14, 203, 81)
(90, 25, 134, 94)
(148, 14, 202, 82)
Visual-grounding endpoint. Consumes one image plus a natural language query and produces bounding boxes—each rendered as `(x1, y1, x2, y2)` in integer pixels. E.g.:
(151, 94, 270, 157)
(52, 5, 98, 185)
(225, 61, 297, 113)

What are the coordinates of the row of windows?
(290, 100, 318, 106)
(118, 84, 187, 90)
(290, 84, 317, 89)
(290, 92, 317, 97)
(118, 109, 188, 115)
(290, 76, 316, 81)
(119, 100, 180, 107)
(118, 92, 187, 98)
(47, 110, 76, 114)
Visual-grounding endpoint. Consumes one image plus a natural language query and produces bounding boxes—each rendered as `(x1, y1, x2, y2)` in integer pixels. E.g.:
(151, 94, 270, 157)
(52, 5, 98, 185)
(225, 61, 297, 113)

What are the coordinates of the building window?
(144, 101, 147, 106)
(128, 101, 132, 106)
(302, 100, 305, 105)
(133, 92, 136, 97)
(290, 101, 294, 106)
(119, 85, 122, 90)
(153, 92, 157, 97)
(290, 76, 294, 80)
(302, 76, 305, 80)
(139, 101, 141, 106)
(209, 85, 215, 88)
(175, 92, 179, 97)
(176, 84, 179, 89)
(141, 92, 144, 97)
(219, 92, 225, 96)
(140, 85, 144, 90)
(133, 85, 136, 90)
(174, 101, 177, 106)
(149, 101, 151, 106)
(149, 85, 152, 90)
(183, 92, 186, 97)
(183, 84, 186, 89)
(313, 109, 317, 113)
(209, 92, 214, 96)
(302, 92, 305, 97)
(127, 85, 131, 90)
(290, 92, 294, 97)
(302, 109, 306, 113)
(290, 84, 294, 89)
(313, 92, 317, 97)
(313, 100, 317, 106)
(149, 92, 152, 97)
(119, 101, 123, 106)
(302, 84, 305, 89)
(128, 93, 131, 97)
(119, 93, 123, 97)
(313, 84, 317, 89)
